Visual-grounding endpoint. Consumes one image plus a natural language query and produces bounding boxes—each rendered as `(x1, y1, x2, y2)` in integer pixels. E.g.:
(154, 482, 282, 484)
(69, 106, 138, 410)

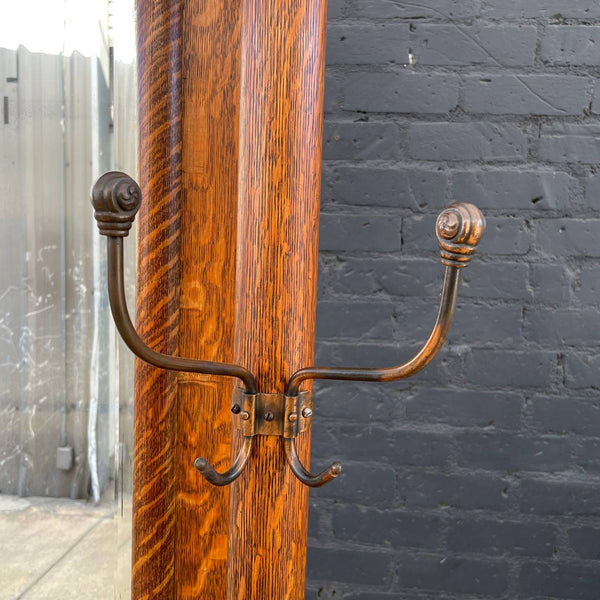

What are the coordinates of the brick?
(453, 169, 573, 210)
(354, 0, 479, 19)
(465, 350, 556, 387)
(332, 505, 442, 549)
(324, 70, 341, 113)
(575, 439, 600, 473)
(307, 502, 320, 539)
(455, 432, 570, 472)
(398, 554, 508, 595)
(521, 479, 600, 516)
(312, 380, 404, 422)
(536, 219, 600, 257)
(403, 214, 532, 255)
(410, 24, 536, 67)
(584, 173, 600, 209)
(463, 75, 590, 116)
(327, 167, 447, 209)
(447, 518, 556, 557)
(336, 425, 452, 467)
(327, 24, 409, 65)
(319, 257, 440, 298)
(520, 562, 600, 600)
(406, 389, 522, 429)
(530, 264, 571, 306)
(307, 546, 393, 585)
(322, 122, 400, 160)
(342, 72, 459, 113)
(565, 354, 600, 388)
(478, 217, 532, 255)
(593, 81, 600, 115)
(530, 397, 600, 436)
(399, 300, 521, 346)
(316, 462, 396, 506)
(541, 26, 600, 66)
(461, 262, 531, 300)
(319, 214, 401, 252)
(408, 122, 527, 161)
(568, 527, 600, 559)
(399, 472, 510, 511)
(327, 0, 345, 18)
(316, 301, 395, 340)
(539, 124, 600, 164)
(485, 0, 600, 18)
(451, 303, 522, 346)
(525, 308, 600, 345)
(579, 265, 600, 306)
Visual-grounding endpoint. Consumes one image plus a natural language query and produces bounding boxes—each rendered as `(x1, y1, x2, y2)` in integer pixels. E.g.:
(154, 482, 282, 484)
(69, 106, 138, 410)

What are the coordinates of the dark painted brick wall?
(307, 1, 600, 598)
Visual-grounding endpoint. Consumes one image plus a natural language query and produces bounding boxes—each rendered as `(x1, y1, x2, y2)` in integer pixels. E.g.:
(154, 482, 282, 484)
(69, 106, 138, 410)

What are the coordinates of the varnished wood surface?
(176, 1, 241, 597)
(229, 0, 328, 598)
(134, 0, 183, 597)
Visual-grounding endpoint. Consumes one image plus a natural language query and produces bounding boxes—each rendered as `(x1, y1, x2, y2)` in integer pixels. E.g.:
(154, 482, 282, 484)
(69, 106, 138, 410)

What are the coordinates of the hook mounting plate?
(231, 388, 313, 438)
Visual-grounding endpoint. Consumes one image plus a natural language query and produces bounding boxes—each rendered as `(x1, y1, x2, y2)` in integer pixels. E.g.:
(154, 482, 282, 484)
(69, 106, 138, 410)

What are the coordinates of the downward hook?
(194, 436, 254, 486)
(284, 438, 342, 487)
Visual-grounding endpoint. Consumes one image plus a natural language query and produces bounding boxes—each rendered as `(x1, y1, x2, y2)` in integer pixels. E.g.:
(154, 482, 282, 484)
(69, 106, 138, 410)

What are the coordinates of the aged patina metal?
(92, 171, 485, 489)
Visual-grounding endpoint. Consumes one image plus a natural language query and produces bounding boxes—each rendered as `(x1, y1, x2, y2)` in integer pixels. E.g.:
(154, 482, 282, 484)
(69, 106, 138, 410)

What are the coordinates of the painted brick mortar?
(307, 1, 600, 598)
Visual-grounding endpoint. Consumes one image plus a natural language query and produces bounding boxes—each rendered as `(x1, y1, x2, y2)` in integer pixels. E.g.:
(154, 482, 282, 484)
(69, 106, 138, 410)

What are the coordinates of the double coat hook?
(92, 171, 485, 488)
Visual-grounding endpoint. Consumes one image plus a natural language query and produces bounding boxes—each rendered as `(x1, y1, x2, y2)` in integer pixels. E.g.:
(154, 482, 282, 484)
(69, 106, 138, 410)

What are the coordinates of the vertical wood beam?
(134, 1, 182, 597)
(176, 1, 241, 597)
(136, 0, 242, 598)
(229, 0, 328, 598)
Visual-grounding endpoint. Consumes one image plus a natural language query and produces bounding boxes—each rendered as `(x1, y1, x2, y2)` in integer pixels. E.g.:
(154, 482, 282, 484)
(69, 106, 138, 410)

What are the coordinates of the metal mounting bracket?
(231, 388, 313, 438)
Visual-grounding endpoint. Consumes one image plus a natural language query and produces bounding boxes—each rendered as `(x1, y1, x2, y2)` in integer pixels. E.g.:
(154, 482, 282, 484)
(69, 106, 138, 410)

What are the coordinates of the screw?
(240, 411, 250, 421)
(231, 404, 241, 414)
(288, 413, 298, 423)
(264, 412, 275, 422)
(301, 407, 313, 418)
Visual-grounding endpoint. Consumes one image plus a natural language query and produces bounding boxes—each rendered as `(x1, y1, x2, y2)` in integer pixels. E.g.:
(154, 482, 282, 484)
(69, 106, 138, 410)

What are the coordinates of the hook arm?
(284, 438, 342, 487)
(286, 203, 485, 396)
(194, 436, 254, 486)
(92, 171, 257, 394)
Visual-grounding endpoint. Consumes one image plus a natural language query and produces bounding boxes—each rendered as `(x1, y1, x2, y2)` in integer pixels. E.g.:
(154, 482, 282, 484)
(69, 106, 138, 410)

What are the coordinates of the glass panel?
(0, 1, 136, 597)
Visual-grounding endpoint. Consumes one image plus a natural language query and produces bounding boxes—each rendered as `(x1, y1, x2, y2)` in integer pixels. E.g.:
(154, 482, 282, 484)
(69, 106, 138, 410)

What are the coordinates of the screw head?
(240, 411, 250, 421)
(231, 404, 241, 414)
(264, 411, 275, 422)
(288, 413, 298, 423)
(301, 407, 313, 419)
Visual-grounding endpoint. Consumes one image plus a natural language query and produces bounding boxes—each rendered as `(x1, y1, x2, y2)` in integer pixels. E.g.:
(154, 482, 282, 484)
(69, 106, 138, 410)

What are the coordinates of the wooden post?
(229, 0, 328, 598)
(134, 1, 182, 595)
(135, 0, 240, 597)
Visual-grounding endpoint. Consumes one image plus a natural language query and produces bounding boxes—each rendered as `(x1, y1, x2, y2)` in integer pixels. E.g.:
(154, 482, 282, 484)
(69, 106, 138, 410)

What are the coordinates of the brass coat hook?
(92, 172, 485, 488)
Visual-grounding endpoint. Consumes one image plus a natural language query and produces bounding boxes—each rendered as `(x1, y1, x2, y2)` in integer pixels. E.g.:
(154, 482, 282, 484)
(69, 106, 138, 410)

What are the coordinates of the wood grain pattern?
(134, 0, 183, 597)
(228, 0, 328, 598)
(176, 1, 240, 597)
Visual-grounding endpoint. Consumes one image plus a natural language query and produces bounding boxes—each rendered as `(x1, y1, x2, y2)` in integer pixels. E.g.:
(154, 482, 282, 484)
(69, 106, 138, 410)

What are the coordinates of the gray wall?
(0, 46, 136, 500)
(308, 1, 600, 598)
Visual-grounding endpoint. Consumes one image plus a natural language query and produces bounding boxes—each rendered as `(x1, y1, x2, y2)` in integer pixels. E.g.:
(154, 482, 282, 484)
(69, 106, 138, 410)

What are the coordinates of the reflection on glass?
(0, 1, 136, 597)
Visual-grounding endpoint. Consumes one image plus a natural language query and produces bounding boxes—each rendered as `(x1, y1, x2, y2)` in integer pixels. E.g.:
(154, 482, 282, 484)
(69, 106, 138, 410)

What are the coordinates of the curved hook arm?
(92, 171, 257, 394)
(284, 438, 342, 488)
(194, 436, 254, 486)
(286, 203, 485, 396)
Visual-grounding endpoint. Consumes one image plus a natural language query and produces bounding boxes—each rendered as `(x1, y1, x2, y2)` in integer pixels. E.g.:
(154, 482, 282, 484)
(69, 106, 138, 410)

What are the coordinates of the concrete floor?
(0, 493, 131, 600)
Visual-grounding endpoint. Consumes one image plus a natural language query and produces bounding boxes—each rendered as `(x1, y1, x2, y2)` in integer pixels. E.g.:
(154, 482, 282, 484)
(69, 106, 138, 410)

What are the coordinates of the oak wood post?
(228, 0, 328, 598)
(176, 2, 241, 597)
(134, 1, 182, 596)
(135, 0, 240, 597)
